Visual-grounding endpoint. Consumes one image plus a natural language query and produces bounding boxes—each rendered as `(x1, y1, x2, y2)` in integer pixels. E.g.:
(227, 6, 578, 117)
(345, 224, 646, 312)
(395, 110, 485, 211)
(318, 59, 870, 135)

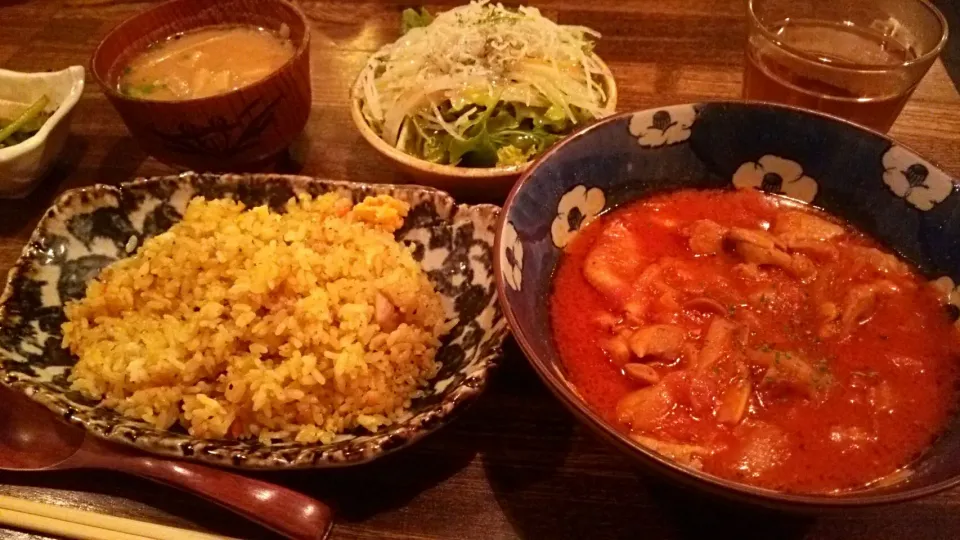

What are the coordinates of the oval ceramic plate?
(496, 102, 960, 508)
(0, 173, 507, 469)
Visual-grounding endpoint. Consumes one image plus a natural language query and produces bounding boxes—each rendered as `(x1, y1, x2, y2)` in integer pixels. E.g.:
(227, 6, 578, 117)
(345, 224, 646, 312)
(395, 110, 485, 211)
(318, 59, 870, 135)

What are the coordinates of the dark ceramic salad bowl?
(0, 173, 507, 469)
(494, 101, 960, 509)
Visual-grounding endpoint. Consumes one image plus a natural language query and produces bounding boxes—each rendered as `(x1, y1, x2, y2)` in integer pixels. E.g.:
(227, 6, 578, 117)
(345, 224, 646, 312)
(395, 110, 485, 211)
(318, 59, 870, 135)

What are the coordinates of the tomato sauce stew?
(549, 189, 960, 493)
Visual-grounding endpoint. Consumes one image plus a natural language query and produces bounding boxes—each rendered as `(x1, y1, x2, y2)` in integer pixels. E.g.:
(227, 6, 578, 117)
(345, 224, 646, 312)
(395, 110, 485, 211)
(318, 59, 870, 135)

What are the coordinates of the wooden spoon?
(0, 386, 333, 540)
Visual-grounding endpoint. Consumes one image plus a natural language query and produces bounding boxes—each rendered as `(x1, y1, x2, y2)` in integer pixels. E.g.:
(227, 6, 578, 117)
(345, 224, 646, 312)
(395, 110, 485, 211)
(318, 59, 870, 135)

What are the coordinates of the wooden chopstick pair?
(0, 494, 236, 540)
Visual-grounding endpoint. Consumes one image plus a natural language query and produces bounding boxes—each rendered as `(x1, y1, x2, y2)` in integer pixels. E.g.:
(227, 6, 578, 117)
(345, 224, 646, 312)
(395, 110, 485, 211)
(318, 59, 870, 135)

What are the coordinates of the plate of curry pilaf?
(0, 173, 507, 468)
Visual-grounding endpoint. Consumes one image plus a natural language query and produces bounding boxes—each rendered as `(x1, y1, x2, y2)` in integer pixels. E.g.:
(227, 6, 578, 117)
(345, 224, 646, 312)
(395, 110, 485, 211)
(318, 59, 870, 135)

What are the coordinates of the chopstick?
(0, 494, 235, 540)
(0, 507, 146, 540)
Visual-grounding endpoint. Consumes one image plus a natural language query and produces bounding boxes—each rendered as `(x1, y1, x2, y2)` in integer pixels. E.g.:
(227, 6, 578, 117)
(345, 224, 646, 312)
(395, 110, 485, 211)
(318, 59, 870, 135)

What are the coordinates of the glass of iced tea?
(744, 0, 947, 131)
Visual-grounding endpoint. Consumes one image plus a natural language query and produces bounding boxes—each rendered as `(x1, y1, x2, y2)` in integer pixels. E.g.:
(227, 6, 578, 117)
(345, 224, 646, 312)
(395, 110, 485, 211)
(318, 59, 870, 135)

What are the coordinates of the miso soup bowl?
(91, 0, 311, 172)
(495, 102, 960, 510)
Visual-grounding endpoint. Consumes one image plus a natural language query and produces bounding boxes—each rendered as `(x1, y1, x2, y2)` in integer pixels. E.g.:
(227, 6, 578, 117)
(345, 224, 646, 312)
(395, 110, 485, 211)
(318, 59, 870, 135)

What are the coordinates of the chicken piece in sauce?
(582, 220, 642, 304)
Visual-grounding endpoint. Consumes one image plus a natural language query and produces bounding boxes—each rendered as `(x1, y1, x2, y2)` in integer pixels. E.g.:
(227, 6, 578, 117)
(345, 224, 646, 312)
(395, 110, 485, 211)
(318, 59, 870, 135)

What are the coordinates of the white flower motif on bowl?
(732, 155, 818, 203)
(882, 146, 955, 211)
(551, 185, 605, 249)
(628, 105, 696, 147)
(500, 221, 523, 291)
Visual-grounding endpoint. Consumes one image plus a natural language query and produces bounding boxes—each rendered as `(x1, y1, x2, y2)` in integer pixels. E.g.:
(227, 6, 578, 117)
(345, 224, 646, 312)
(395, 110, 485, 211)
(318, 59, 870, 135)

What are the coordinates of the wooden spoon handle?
(85, 450, 333, 540)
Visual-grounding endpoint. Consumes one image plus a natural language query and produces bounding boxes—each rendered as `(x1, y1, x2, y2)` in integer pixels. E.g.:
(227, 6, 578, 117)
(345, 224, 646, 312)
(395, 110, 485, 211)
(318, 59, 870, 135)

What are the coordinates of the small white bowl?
(0, 66, 85, 198)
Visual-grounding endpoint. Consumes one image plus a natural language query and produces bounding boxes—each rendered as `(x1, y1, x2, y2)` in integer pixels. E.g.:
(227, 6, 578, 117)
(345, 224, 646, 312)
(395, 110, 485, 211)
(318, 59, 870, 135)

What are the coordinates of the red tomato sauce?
(550, 189, 960, 493)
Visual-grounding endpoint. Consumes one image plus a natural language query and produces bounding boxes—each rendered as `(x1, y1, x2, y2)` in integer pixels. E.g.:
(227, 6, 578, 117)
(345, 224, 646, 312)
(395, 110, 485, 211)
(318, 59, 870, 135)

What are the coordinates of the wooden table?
(1, 1, 959, 538)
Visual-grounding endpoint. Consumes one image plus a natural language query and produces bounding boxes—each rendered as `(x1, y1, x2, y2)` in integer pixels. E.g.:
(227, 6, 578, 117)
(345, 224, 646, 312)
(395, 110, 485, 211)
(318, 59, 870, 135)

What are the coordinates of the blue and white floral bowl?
(0, 173, 507, 469)
(495, 102, 960, 508)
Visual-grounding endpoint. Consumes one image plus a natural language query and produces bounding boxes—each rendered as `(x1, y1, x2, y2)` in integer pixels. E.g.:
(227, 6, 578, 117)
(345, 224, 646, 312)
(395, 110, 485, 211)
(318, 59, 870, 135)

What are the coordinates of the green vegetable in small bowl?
(0, 95, 52, 149)
(0, 65, 84, 198)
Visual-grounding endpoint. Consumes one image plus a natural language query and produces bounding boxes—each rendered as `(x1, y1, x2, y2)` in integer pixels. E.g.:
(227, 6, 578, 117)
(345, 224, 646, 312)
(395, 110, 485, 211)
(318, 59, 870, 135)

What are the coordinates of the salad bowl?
(350, 59, 617, 201)
(349, 2, 618, 201)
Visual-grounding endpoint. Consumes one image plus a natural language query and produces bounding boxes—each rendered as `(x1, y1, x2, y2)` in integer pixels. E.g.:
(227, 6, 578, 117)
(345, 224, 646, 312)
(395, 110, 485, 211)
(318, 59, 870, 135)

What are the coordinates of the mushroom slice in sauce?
(683, 297, 728, 315)
(716, 378, 752, 425)
(696, 318, 741, 372)
(623, 363, 660, 385)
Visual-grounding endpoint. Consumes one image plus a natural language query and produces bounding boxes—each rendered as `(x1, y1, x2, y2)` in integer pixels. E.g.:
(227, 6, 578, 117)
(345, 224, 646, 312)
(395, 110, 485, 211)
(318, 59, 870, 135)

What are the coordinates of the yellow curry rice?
(62, 193, 448, 443)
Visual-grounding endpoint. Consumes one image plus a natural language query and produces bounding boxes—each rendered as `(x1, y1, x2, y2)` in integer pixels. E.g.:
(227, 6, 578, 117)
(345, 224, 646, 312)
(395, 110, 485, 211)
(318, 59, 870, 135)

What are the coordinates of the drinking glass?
(743, 0, 948, 131)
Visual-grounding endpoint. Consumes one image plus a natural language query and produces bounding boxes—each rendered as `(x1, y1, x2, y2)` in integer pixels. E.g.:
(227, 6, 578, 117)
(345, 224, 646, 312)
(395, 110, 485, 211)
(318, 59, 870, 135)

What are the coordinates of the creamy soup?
(118, 25, 295, 101)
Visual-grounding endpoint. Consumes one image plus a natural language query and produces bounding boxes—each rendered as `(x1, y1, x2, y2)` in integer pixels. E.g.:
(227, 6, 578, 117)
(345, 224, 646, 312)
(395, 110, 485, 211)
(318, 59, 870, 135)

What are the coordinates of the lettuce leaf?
(447, 101, 500, 167)
(401, 8, 434, 34)
(405, 101, 585, 167)
(496, 145, 537, 166)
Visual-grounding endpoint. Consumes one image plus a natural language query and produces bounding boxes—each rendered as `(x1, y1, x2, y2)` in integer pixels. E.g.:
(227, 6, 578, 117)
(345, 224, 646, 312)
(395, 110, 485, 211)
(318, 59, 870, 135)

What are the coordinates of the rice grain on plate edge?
(62, 193, 449, 444)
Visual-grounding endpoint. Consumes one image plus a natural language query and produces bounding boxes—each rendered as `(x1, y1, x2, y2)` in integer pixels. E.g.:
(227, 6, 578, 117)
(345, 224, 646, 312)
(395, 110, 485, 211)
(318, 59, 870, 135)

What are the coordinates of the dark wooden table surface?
(1, 1, 960, 539)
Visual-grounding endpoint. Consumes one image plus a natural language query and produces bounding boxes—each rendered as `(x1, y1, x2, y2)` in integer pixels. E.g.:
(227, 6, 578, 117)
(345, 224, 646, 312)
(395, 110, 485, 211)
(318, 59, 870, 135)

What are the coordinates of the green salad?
(357, 1, 614, 168)
(0, 95, 51, 149)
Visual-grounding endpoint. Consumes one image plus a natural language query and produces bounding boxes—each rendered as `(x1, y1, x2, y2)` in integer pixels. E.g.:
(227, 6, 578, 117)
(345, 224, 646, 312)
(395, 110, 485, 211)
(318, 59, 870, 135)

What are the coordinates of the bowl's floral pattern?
(496, 102, 960, 506)
(0, 173, 507, 469)
(150, 97, 282, 158)
(628, 104, 696, 147)
(550, 185, 606, 248)
(500, 221, 523, 291)
(882, 146, 955, 211)
(732, 155, 818, 203)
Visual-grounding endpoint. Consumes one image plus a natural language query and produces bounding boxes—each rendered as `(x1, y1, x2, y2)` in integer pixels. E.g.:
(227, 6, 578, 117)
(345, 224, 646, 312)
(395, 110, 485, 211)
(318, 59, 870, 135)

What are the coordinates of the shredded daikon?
(356, 1, 614, 166)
